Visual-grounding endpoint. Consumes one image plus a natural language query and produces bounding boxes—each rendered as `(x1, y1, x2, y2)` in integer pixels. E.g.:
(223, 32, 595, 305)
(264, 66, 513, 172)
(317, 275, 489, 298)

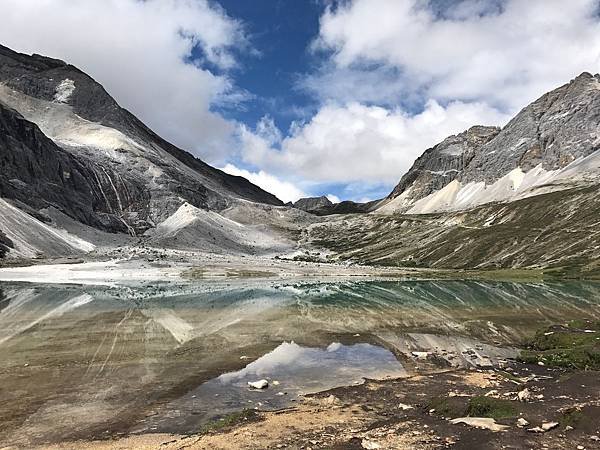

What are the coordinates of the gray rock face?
(0, 230, 12, 258)
(462, 72, 600, 183)
(388, 125, 500, 201)
(0, 102, 141, 233)
(388, 73, 600, 208)
(0, 44, 283, 237)
(293, 196, 333, 212)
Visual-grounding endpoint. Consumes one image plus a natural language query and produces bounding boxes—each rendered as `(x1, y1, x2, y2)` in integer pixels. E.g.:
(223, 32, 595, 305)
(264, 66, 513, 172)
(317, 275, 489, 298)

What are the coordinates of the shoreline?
(37, 362, 600, 450)
(0, 249, 596, 287)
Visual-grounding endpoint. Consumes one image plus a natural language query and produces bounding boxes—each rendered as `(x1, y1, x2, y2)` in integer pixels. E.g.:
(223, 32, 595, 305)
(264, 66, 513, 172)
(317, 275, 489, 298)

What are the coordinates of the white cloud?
(240, 101, 509, 184)
(221, 164, 307, 203)
(251, 0, 600, 196)
(0, 0, 248, 164)
(326, 194, 341, 204)
(315, 0, 600, 111)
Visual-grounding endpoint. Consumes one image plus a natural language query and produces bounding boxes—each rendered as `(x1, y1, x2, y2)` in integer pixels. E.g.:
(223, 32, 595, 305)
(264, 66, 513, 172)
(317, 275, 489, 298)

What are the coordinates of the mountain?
(379, 73, 600, 215)
(293, 196, 333, 213)
(302, 72, 600, 274)
(1, 42, 600, 274)
(0, 44, 282, 239)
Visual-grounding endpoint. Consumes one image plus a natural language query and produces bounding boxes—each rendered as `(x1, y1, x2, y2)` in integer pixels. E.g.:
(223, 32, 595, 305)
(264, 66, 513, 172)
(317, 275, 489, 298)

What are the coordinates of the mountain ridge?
(0, 44, 283, 237)
(380, 72, 600, 215)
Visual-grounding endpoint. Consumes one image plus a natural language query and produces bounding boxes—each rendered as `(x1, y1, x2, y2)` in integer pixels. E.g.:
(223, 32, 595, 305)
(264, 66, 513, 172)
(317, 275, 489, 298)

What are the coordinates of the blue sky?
(210, 0, 323, 130)
(2, 0, 600, 203)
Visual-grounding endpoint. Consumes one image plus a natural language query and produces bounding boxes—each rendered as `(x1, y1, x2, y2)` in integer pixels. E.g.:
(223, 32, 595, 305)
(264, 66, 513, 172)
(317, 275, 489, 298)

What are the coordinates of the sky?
(1, 0, 600, 203)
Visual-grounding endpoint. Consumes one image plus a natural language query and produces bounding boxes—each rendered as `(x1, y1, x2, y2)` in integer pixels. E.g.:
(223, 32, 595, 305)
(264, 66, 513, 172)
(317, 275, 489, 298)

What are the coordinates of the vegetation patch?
(426, 396, 467, 418)
(465, 396, 517, 420)
(518, 320, 600, 370)
(200, 409, 261, 434)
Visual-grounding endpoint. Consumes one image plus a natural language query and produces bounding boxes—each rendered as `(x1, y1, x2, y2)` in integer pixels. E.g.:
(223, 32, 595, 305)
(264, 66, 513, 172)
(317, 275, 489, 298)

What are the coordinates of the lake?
(1, 279, 599, 446)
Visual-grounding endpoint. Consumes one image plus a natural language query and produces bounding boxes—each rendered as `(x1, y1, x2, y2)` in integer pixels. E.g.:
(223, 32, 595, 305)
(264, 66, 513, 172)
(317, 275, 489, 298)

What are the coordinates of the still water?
(1, 279, 599, 446)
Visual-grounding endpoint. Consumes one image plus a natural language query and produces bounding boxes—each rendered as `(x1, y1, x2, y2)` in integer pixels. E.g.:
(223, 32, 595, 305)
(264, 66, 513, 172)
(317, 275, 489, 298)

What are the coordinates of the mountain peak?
(293, 196, 333, 213)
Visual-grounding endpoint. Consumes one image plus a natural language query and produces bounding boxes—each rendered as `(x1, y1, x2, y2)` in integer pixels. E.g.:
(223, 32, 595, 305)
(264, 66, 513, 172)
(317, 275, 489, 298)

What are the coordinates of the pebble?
(517, 418, 529, 427)
(248, 379, 269, 390)
(541, 422, 559, 431)
(517, 388, 531, 402)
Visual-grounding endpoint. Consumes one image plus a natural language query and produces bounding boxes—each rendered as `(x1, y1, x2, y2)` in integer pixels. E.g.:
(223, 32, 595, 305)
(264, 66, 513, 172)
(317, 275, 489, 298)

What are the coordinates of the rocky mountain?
(379, 73, 600, 215)
(0, 44, 282, 238)
(2, 42, 600, 274)
(293, 196, 333, 213)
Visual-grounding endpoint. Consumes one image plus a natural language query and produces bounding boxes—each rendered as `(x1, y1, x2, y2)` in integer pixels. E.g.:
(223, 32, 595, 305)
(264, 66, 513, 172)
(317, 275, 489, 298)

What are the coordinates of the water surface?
(1, 279, 599, 446)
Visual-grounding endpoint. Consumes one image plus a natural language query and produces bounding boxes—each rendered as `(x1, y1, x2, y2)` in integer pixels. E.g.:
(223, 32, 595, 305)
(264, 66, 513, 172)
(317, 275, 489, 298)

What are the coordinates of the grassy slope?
(304, 185, 600, 279)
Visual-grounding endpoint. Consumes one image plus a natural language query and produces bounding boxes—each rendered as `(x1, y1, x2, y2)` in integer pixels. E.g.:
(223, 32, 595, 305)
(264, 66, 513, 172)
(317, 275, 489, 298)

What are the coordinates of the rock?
(398, 403, 414, 410)
(361, 439, 381, 449)
(450, 417, 509, 432)
(541, 422, 559, 431)
(247, 379, 269, 390)
(528, 422, 559, 433)
(517, 388, 531, 402)
(411, 351, 429, 359)
(324, 395, 339, 405)
(517, 418, 529, 427)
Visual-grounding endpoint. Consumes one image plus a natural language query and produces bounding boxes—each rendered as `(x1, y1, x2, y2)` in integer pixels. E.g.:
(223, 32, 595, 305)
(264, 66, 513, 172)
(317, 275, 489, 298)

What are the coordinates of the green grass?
(518, 320, 600, 370)
(465, 396, 517, 420)
(427, 395, 518, 420)
(199, 409, 260, 434)
(426, 396, 466, 418)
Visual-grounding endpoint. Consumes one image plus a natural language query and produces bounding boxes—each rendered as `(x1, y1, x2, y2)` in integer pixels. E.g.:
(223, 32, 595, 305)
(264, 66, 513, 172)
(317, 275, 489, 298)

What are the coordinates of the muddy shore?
(36, 361, 600, 450)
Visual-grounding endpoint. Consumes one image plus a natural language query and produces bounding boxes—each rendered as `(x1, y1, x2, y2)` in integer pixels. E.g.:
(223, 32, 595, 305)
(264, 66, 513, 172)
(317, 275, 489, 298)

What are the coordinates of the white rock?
(247, 379, 269, 389)
(398, 403, 414, 410)
(517, 418, 529, 427)
(361, 439, 381, 449)
(411, 351, 430, 359)
(541, 421, 559, 431)
(450, 417, 509, 432)
(517, 388, 531, 402)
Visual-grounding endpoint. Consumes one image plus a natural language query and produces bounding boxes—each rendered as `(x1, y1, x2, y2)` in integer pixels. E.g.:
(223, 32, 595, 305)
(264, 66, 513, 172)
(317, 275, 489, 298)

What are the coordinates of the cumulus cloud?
(315, 0, 600, 111)
(240, 0, 600, 196)
(0, 0, 249, 163)
(220, 164, 307, 203)
(240, 101, 509, 184)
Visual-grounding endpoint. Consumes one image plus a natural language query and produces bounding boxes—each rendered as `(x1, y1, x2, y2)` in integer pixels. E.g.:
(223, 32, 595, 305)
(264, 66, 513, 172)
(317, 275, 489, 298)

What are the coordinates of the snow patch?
(53, 79, 75, 103)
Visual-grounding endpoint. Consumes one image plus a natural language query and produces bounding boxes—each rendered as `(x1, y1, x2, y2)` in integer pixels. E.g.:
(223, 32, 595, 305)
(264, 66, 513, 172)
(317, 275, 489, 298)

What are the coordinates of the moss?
(560, 408, 585, 428)
(518, 321, 600, 370)
(200, 409, 260, 434)
(465, 396, 517, 420)
(426, 396, 466, 418)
